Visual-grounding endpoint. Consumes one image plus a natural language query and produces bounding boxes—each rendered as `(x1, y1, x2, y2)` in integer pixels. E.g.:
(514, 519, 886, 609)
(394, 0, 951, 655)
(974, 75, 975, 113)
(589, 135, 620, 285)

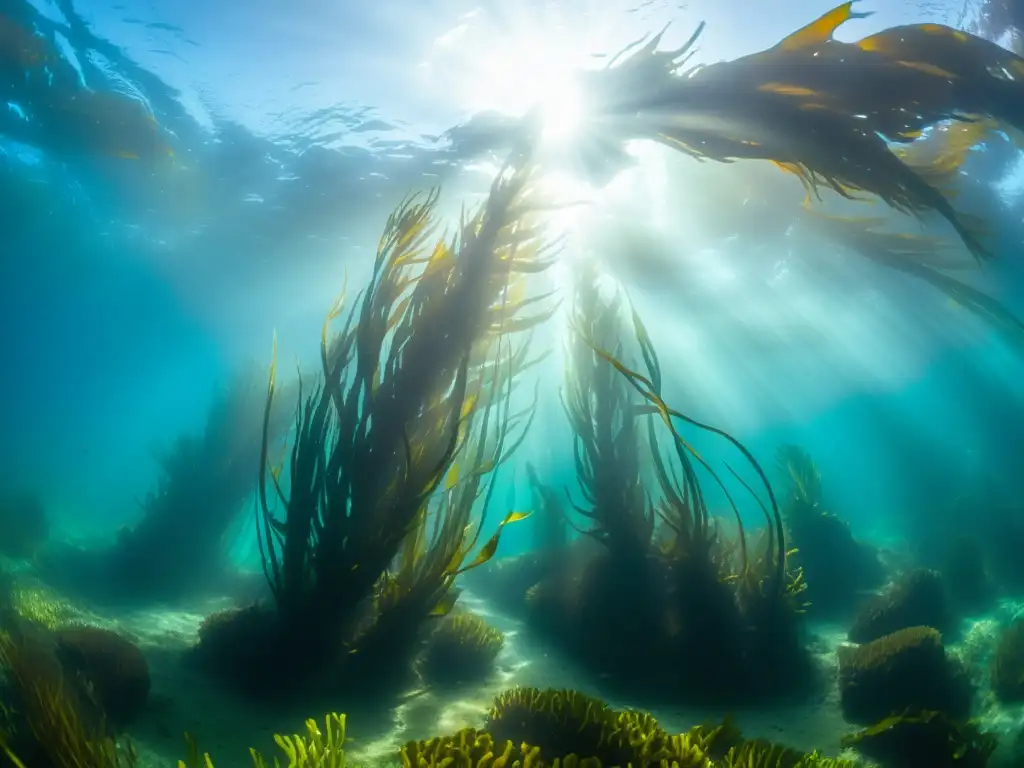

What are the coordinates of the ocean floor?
(9, 573, 1024, 768)
(60, 591, 858, 768)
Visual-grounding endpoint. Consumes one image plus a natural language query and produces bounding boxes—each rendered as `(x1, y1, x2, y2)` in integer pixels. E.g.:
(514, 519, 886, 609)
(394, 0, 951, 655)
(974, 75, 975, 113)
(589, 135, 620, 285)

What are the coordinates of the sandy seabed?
(83, 591, 865, 768)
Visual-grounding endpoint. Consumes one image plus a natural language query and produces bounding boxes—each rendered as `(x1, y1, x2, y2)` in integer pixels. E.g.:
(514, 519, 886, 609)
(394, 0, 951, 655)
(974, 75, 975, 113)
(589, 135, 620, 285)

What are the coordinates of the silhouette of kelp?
(41, 366, 293, 605)
(194, 156, 554, 701)
(520, 271, 812, 705)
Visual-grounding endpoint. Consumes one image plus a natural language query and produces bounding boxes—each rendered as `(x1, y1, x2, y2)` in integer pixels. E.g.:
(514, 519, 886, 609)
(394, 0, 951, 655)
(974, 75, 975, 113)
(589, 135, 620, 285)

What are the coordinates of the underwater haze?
(3, 0, 1024, 766)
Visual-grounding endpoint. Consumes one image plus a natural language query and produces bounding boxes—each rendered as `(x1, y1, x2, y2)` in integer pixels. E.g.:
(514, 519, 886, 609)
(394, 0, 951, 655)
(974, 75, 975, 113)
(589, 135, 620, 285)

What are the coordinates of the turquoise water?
(3, 0, 1024, 765)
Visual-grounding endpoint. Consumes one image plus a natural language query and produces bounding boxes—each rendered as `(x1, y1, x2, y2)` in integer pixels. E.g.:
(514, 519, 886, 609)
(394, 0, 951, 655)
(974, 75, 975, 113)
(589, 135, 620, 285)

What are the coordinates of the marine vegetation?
(194, 157, 554, 701)
(0, 622, 139, 768)
(0, 13, 175, 165)
(990, 619, 1024, 703)
(180, 712, 347, 768)
(40, 366, 293, 605)
(507, 266, 811, 705)
(402, 686, 857, 768)
(418, 610, 505, 688)
(562, 2, 1024, 262)
(837, 626, 972, 724)
(775, 445, 884, 618)
(841, 710, 997, 768)
(0, 491, 49, 561)
(848, 569, 954, 644)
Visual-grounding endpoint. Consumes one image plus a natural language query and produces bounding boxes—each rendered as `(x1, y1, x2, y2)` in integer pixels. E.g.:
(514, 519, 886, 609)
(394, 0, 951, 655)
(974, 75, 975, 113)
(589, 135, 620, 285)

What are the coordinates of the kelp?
(589, 330, 785, 596)
(551, 2, 1024, 262)
(244, 154, 553, 693)
(563, 264, 653, 555)
(800, 211, 1024, 340)
(0, 627, 137, 768)
(774, 444, 883, 617)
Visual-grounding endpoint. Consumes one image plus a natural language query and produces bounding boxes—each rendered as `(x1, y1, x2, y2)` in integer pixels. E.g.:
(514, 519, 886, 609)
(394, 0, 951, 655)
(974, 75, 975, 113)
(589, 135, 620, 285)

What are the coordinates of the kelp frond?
(563, 264, 653, 554)
(776, 445, 822, 510)
(255, 154, 553, 661)
(585, 330, 786, 595)
(0, 630, 136, 768)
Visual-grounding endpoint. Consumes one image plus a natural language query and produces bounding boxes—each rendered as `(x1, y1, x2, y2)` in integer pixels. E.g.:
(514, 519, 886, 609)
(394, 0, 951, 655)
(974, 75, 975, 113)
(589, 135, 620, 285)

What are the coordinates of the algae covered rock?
(990, 619, 1024, 703)
(848, 569, 953, 644)
(837, 626, 972, 724)
(55, 626, 151, 728)
(841, 710, 997, 768)
(418, 611, 504, 688)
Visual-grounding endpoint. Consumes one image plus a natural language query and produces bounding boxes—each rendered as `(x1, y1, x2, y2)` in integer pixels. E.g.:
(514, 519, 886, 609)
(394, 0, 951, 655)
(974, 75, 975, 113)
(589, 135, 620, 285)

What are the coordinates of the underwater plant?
(775, 445, 885, 618)
(837, 626, 973, 724)
(510, 265, 812, 704)
(40, 365, 294, 605)
(180, 712, 347, 768)
(417, 610, 505, 688)
(572, 3, 1024, 260)
(53, 627, 150, 729)
(403, 686, 857, 768)
(841, 710, 997, 768)
(196, 157, 552, 699)
(0, 624, 138, 768)
(989, 619, 1024, 703)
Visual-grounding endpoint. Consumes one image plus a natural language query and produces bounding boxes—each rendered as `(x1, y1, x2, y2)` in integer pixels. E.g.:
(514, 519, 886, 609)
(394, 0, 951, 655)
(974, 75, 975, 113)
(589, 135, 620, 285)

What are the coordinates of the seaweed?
(990, 619, 1024, 703)
(404, 687, 855, 768)
(0, 625, 137, 768)
(39, 365, 292, 605)
(180, 712, 346, 768)
(197, 157, 553, 699)
(418, 611, 504, 688)
(837, 627, 972, 724)
(841, 710, 997, 768)
(520, 279, 811, 704)
(775, 445, 885, 618)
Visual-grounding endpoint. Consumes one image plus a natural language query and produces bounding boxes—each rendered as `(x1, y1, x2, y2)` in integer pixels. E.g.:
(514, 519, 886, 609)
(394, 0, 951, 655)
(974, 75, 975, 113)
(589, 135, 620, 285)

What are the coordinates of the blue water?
(1, 0, 1022, 562)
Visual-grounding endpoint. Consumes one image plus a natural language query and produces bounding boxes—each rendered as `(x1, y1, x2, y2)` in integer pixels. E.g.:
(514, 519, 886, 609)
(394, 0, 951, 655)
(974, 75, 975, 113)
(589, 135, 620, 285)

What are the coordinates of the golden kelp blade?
(776, 1, 872, 51)
(451, 510, 531, 575)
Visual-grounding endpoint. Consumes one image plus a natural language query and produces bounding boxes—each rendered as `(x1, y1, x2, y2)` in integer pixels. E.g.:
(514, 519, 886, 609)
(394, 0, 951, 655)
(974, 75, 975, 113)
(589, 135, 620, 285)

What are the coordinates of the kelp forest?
(5, 3, 1024, 768)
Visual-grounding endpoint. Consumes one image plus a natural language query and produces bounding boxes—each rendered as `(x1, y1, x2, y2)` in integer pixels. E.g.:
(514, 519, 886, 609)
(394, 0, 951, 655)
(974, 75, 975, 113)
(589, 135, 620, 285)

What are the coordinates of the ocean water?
(2, 0, 1024, 766)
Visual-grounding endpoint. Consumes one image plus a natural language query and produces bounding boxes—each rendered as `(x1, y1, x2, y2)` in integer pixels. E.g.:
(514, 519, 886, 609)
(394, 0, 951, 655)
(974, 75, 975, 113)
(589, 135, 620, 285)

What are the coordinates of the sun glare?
(424, 13, 594, 143)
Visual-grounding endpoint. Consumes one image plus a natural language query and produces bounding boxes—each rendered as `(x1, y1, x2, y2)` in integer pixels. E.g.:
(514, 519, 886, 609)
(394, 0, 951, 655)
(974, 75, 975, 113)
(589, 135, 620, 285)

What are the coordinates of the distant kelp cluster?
(775, 445, 885, 619)
(476, 263, 816, 706)
(37, 366, 294, 605)
(192, 158, 552, 700)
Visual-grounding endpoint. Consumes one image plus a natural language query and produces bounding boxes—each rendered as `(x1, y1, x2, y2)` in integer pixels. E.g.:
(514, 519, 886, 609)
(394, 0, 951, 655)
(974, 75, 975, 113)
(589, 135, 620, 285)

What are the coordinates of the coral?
(990, 619, 1024, 703)
(848, 569, 953, 644)
(418, 611, 504, 688)
(841, 710, 997, 768)
(53, 627, 150, 729)
(0, 491, 48, 560)
(837, 626, 972, 724)
(180, 712, 346, 768)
